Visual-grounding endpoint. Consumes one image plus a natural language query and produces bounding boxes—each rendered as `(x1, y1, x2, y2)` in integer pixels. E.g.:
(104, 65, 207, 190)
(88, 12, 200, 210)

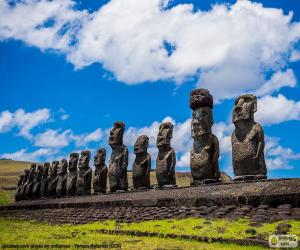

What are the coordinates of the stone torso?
(108, 145, 128, 191)
(232, 122, 266, 176)
(66, 170, 77, 195)
(93, 165, 108, 193)
(56, 173, 67, 197)
(132, 154, 151, 189)
(76, 167, 92, 195)
(156, 148, 176, 187)
(190, 134, 219, 181)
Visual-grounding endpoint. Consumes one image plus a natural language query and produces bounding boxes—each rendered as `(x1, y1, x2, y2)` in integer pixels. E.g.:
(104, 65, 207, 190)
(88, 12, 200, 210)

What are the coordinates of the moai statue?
(46, 161, 59, 196)
(93, 148, 108, 194)
(25, 164, 37, 199)
(156, 122, 176, 187)
(189, 89, 220, 185)
(76, 150, 92, 195)
(232, 94, 267, 181)
(66, 152, 79, 196)
(32, 165, 43, 198)
(18, 169, 30, 200)
(40, 162, 50, 198)
(132, 135, 151, 189)
(56, 159, 68, 197)
(108, 121, 128, 192)
(15, 171, 26, 201)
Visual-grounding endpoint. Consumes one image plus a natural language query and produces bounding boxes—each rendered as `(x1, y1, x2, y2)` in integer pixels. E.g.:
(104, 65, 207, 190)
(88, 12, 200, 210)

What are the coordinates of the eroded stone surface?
(56, 159, 68, 197)
(67, 152, 79, 196)
(93, 148, 107, 194)
(76, 151, 92, 196)
(133, 135, 151, 189)
(190, 89, 220, 185)
(108, 122, 128, 192)
(156, 122, 176, 187)
(46, 161, 59, 197)
(40, 162, 50, 198)
(232, 94, 267, 181)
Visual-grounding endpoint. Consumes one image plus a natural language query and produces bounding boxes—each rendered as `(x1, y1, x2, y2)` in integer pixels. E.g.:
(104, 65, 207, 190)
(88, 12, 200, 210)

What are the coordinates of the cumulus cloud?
(0, 0, 87, 51)
(255, 69, 296, 97)
(1, 0, 300, 99)
(256, 94, 300, 125)
(33, 128, 105, 148)
(0, 148, 58, 162)
(0, 110, 14, 132)
(0, 108, 51, 138)
(34, 129, 73, 148)
(265, 136, 300, 170)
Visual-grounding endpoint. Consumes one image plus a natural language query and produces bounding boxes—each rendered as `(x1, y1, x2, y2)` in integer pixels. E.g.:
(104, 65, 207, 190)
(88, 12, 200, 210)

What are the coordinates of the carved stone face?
(109, 122, 125, 146)
(233, 94, 257, 124)
(134, 135, 149, 154)
(69, 152, 79, 170)
(49, 161, 59, 176)
(192, 107, 213, 137)
(58, 159, 68, 174)
(79, 150, 91, 169)
(30, 164, 37, 173)
(94, 148, 106, 166)
(157, 122, 173, 148)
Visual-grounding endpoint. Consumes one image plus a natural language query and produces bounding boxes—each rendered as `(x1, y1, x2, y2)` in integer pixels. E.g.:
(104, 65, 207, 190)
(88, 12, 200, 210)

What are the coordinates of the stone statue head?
(94, 148, 106, 167)
(29, 163, 37, 173)
(79, 150, 91, 169)
(109, 121, 125, 147)
(134, 135, 149, 154)
(157, 122, 173, 148)
(190, 88, 213, 110)
(23, 169, 30, 180)
(57, 159, 68, 175)
(232, 94, 257, 124)
(49, 161, 59, 177)
(68, 152, 79, 171)
(42, 162, 50, 177)
(191, 107, 213, 137)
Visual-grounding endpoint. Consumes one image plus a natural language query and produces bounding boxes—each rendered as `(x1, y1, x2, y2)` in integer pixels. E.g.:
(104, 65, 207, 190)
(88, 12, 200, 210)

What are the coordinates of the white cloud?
(255, 69, 296, 97)
(0, 0, 87, 51)
(60, 114, 69, 121)
(0, 108, 51, 138)
(14, 108, 51, 138)
(74, 128, 104, 147)
(0, 148, 58, 162)
(256, 94, 300, 125)
(290, 50, 300, 62)
(1, 0, 300, 98)
(33, 127, 104, 148)
(34, 129, 73, 148)
(0, 110, 14, 132)
(265, 136, 300, 170)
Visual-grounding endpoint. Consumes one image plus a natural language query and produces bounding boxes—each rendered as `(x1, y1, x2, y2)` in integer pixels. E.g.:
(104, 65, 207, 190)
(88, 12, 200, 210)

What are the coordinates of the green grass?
(67, 217, 300, 241)
(0, 189, 14, 205)
(0, 218, 265, 250)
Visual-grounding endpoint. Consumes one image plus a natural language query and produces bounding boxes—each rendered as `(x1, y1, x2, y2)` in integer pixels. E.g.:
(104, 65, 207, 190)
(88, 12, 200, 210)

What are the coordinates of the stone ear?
(253, 96, 257, 113)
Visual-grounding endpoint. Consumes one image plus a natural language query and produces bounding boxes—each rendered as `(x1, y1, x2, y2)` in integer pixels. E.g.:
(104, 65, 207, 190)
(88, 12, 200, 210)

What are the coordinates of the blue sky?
(0, 0, 300, 178)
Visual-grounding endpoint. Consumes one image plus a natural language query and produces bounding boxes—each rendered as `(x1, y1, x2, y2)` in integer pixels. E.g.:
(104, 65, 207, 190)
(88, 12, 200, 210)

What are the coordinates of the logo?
(269, 235, 298, 248)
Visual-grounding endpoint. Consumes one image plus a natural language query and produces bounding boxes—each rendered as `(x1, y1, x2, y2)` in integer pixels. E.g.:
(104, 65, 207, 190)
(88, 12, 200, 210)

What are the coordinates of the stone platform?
(0, 178, 299, 225)
(1, 178, 299, 210)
